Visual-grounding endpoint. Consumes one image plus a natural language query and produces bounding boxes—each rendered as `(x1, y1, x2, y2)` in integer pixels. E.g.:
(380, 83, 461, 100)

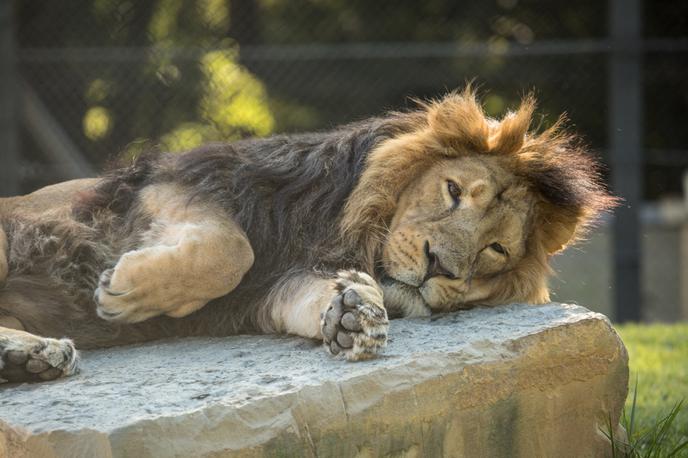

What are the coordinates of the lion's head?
(341, 88, 617, 317)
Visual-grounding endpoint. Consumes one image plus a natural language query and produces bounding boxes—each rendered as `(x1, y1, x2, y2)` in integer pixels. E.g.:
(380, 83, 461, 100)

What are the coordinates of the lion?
(0, 88, 615, 383)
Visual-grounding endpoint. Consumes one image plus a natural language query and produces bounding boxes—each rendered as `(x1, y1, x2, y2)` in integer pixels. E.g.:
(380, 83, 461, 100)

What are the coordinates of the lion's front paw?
(0, 333, 79, 383)
(321, 271, 388, 361)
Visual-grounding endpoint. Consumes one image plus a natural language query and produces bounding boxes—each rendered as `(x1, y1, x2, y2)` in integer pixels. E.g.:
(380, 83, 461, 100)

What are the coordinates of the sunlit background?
(1, 0, 687, 323)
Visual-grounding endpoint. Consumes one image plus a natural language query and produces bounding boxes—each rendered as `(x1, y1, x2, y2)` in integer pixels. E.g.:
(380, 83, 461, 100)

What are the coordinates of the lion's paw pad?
(0, 336, 79, 383)
(322, 275, 388, 361)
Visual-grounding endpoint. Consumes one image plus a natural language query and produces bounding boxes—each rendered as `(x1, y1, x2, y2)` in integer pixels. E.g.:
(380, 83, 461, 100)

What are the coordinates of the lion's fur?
(0, 88, 616, 349)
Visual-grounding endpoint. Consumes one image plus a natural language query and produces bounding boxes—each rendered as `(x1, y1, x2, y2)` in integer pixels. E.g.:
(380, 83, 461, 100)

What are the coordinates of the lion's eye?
(447, 180, 461, 206)
(490, 242, 507, 255)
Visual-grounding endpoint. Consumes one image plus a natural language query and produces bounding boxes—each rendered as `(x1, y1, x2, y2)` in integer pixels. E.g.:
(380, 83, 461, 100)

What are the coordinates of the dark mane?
(73, 113, 421, 331)
(171, 128, 379, 269)
(172, 116, 417, 270)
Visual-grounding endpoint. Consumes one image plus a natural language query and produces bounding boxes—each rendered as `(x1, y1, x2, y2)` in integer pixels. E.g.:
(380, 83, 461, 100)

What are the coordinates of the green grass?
(613, 323, 688, 456)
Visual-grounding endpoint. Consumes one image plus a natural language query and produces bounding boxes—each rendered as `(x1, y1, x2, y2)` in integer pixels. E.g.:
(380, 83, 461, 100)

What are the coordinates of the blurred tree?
(17, 0, 273, 164)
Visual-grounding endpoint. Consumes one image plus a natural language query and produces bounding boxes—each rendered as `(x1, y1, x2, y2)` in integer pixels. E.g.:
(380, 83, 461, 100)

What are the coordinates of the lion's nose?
(423, 241, 457, 281)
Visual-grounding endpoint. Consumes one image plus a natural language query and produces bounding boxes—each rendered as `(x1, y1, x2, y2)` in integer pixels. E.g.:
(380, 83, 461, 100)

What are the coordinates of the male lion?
(0, 89, 615, 383)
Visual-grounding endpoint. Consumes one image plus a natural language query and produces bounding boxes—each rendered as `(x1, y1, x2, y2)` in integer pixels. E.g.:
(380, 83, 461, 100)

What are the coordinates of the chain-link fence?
(5, 0, 686, 197)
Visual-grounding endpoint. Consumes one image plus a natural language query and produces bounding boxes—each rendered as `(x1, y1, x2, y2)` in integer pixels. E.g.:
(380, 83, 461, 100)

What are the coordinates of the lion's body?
(1, 117, 408, 343)
(0, 89, 615, 383)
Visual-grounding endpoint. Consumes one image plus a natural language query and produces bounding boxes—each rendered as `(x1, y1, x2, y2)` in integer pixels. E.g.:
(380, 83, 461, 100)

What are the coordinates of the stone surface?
(0, 303, 628, 458)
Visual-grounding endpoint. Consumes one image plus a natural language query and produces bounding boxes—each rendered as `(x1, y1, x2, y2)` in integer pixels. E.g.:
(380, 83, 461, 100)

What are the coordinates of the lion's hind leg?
(0, 325, 79, 383)
(94, 183, 254, 323)
(0, 277, 81, 383)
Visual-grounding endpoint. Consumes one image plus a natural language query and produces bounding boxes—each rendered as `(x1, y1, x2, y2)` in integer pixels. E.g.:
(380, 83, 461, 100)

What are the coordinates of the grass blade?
(667, 439, 688, 458)
(629, 374, 638, 440)
(609, 414, 617, 458)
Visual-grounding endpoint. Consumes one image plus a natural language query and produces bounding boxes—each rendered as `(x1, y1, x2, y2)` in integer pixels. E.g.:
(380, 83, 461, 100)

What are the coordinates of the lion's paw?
(95, 255, 207, 323)
(0, 332, 79, 383)
(94, 266, 135, 321)
(321, 270, 388, 361)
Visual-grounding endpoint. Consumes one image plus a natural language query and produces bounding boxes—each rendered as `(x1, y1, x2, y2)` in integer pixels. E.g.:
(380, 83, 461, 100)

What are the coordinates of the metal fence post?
(610, 0, 643, 322)
(0, 0, 19, 197)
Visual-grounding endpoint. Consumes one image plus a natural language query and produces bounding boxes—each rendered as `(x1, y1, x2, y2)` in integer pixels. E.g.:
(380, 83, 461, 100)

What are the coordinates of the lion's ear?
(535, 203, 582, 255)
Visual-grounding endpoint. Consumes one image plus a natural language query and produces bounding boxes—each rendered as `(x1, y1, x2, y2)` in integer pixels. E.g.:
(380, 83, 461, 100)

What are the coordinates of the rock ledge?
(0, 303, 628, 457)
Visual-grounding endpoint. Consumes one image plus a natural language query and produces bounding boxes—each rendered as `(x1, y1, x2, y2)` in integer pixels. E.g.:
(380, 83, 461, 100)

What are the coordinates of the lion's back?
(0, 178, 101, 220)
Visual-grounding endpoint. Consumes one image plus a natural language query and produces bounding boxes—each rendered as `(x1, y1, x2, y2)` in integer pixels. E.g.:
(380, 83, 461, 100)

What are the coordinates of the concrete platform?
(0, 303, 628, 457)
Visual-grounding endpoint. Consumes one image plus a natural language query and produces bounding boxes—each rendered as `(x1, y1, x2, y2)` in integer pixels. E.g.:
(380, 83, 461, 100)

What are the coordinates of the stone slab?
(0, 303, 628, 457)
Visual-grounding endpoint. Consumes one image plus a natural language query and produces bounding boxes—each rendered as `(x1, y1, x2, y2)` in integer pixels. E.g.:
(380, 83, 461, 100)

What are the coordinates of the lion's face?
(342, 88, 616, 317)
(381, 156, 535, 315)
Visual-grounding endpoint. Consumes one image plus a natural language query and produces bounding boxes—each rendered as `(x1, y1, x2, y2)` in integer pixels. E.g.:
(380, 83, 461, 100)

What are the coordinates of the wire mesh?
(11, 0, 688, 198)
